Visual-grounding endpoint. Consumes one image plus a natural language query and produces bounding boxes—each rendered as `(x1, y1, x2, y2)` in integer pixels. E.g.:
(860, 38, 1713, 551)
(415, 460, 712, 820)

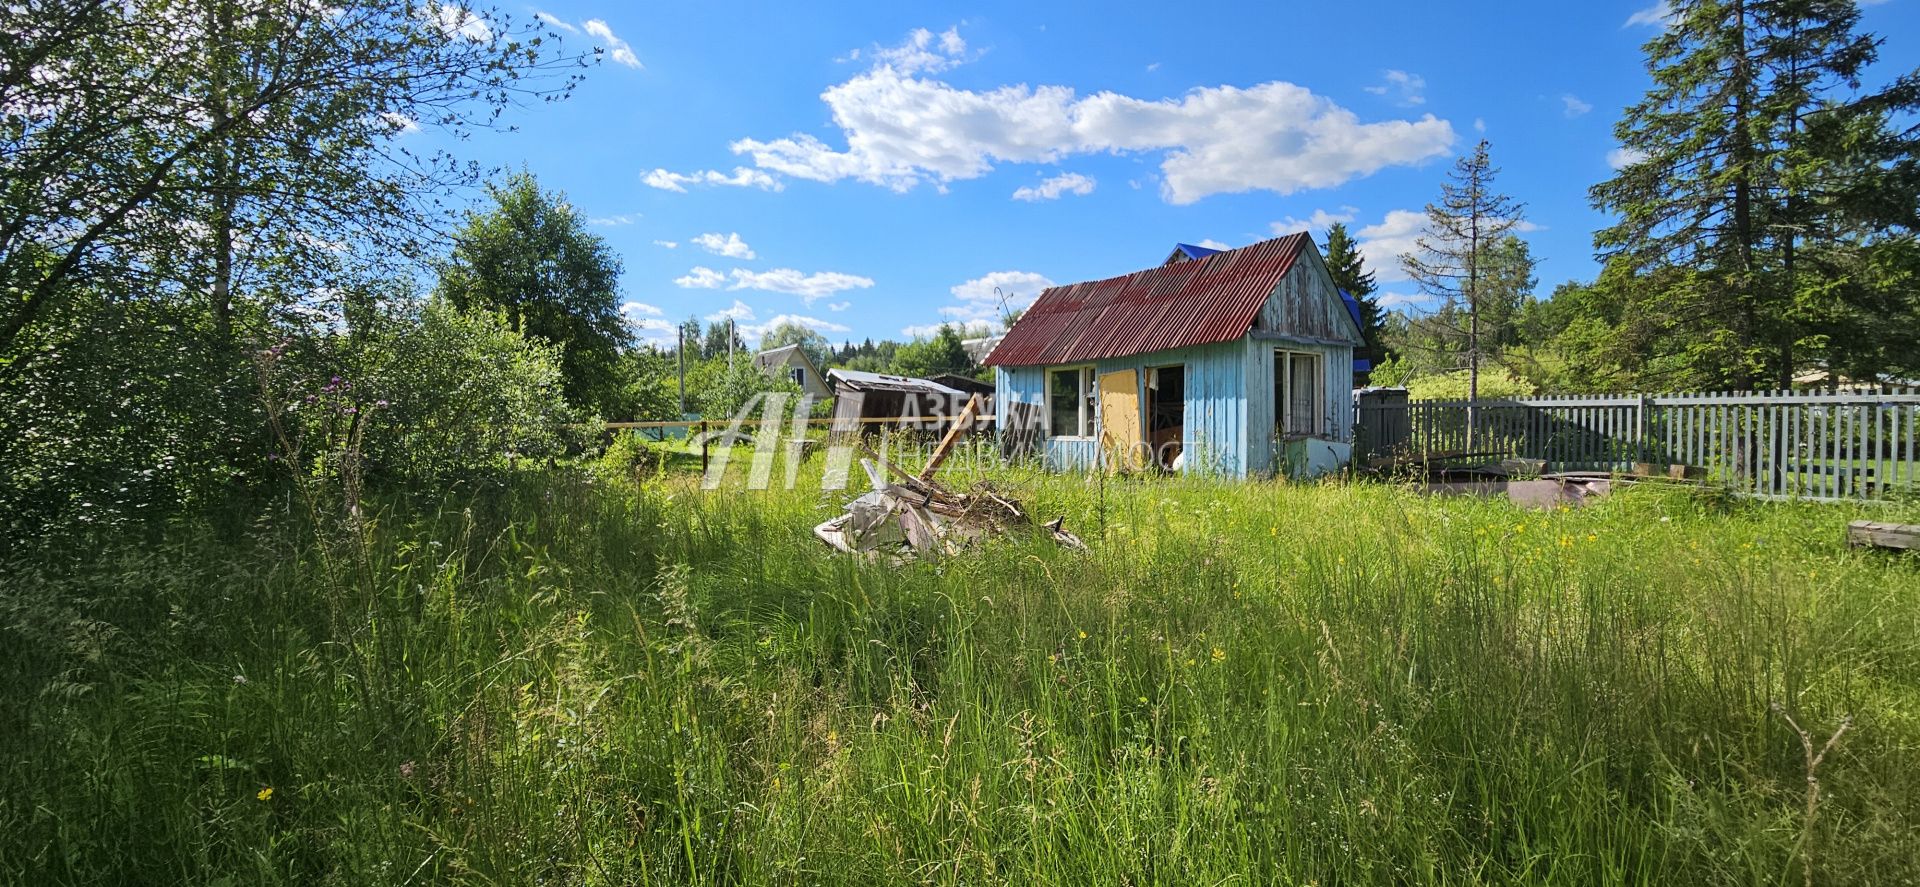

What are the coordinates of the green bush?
(1406, 366, 1537, 401)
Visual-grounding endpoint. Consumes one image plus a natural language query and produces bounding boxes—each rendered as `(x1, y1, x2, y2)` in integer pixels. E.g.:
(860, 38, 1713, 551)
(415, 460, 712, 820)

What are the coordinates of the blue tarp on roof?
(1173, 242, 1224, 260)
(1339, 289, 1372, 376)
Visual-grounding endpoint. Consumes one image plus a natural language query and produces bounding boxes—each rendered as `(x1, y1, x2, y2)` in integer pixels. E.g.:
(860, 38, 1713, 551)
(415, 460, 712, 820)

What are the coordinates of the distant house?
(752, 344, 831, 399)
(984, 234, 1363, 478)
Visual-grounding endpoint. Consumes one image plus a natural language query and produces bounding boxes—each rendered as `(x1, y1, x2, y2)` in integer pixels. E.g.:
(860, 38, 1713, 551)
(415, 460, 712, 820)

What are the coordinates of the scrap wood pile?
(813, 395, 1086, 558)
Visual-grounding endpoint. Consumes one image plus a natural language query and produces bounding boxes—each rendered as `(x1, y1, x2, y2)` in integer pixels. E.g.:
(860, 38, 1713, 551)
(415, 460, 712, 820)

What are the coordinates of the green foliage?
(0, 281, 268, 541)
(610, 347, 683, 422)
(687, 355, 805, 420)
(339, 301, 586, 482)
(435, 172, 631, 415)
(1591, 0, 1920, 388)
(4, 466, 1919, 884)
(1324, 222, 1388, 365)
(0, 0, 585, 357)
(1405, 366, 1537, 401)
(758, 321, 832, 371)
(890, 324, 973, 378)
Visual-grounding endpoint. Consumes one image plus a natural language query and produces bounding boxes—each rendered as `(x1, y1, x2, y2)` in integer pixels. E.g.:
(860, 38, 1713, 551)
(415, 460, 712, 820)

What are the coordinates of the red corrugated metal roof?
(984, 234, 1309, 367)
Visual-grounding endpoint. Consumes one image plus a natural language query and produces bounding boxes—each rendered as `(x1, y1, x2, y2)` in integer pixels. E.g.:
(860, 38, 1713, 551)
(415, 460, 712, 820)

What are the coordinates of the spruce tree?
(1323, 223, 1388, 367)
(1592, 0, 1919, 388)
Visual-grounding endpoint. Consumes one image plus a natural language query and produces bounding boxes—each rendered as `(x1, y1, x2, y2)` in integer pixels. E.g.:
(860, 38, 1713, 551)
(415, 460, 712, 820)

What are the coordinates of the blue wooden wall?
(994, 258, 1359, 479)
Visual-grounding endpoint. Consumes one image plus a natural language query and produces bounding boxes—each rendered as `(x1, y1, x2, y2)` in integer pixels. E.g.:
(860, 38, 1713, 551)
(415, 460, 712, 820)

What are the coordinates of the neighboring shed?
(827, 368, 972, 432)
(752, 344, 831, 399)
(985, 234, 1363, 478)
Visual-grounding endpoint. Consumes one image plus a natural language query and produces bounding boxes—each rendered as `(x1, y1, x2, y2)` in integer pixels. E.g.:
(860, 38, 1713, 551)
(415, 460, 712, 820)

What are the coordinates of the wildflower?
(1211, 647, 1226, 663)
(257, 787, 273, 801)
(1585, 533, 1597, 543)
(827, 730, 838, 743)
(232, 674, 248, 685)
(1559, 535, 1573, 548)
(1137, 696, 1148, 705)
(1077, 630, 1088, 640)
(399, 761, 415, 779)
(1184, 657, 1197, 668)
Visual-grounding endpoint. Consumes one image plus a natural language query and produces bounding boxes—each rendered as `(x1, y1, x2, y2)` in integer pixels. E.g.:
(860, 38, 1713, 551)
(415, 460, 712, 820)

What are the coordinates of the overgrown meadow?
(4, 441, 1918, 885)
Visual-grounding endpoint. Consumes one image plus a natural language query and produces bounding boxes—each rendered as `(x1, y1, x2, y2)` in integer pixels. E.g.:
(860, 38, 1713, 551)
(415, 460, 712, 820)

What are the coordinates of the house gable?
(1251, 246, 1365, 347)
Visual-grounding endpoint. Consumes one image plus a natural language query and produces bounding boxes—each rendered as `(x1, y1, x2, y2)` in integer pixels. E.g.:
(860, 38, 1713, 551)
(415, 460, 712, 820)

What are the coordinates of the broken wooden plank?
(1847, 520, 1920, 551)
(918, 394, 982, 483)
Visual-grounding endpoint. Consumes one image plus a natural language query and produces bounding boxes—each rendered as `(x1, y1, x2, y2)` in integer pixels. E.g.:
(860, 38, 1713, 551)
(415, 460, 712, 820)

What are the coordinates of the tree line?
(1333, 0, 1918, 398)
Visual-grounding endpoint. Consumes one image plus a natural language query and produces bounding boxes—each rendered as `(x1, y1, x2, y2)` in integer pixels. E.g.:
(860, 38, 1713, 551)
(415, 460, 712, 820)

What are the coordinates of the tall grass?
(3, 446, 1918, 885)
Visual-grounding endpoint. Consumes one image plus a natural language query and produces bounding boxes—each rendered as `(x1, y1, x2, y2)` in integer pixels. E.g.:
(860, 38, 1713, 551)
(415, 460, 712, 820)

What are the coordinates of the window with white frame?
(1047, 366, 1096, 438)
(1274, 350, 1323, 436)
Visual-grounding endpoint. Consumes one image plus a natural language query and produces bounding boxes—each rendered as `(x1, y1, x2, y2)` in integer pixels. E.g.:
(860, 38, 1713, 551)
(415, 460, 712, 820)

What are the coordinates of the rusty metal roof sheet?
(985, 234, 1309, 367)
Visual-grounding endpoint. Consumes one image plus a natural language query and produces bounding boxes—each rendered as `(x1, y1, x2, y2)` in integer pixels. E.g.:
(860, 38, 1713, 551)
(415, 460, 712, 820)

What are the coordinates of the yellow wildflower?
(256, 787, 273, 802)
(1211, 647, 1226, 663)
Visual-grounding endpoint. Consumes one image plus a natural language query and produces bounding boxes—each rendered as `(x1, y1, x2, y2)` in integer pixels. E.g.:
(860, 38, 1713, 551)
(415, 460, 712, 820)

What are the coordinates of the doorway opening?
(1148, 364, 1185, 468)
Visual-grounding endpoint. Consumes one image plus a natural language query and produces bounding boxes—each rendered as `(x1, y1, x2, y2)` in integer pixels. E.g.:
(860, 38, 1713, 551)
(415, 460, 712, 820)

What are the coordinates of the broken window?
(1047, 366, 1096, 438)
(1274, 350, 1324, 437)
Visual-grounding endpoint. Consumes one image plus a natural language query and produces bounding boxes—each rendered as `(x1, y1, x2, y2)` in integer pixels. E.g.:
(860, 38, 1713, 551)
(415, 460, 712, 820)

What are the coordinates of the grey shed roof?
(827, 368, 966, 396)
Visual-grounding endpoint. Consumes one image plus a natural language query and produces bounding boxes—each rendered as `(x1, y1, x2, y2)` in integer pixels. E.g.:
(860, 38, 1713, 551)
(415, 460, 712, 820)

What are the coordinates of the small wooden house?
(752, 344, 832, 399)
(984, 234, 1362, 478)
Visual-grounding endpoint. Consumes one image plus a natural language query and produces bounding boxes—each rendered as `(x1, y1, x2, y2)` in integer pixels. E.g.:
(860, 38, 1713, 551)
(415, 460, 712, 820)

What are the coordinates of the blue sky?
(425, 0, 1918, 349)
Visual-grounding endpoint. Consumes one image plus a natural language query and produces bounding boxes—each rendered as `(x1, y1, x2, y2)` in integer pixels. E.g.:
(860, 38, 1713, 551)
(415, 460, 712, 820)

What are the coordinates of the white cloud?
(584, 18, 641, 68)
(728, 268, 874, 304)
(628, 316, 676, 344)
(620, 301, 664, 316)
(533, 10, 577, 33)
(691, 231, 755, 259)
(1473, 117, 1487, 133)
(1354, 209, 1428, 284)
(1625, 1, 1674, 27)
(1607, 146, 1649, 170)
(379, 112, 421, 134)
(675, 266, 727, 289)
(652, 239, 679, 249)
(1012, 171, 1096, 202)
(902, 320, 998, 339)
(674, 267, 875, 302)
(706, 300, 755, 323)
(643, 167, 783, 192)
(1146, 62, 1161, 72)
(933, 270, 1056, 326)
(1364, 69, 1426, 106)
(1270, 206, 1358, 235)
(723, 33, 1454, 204)
(589, 214, 636, 226)
(1195, 238, 1231, 250)
(745, 314, 852, 342)
(825, 301, 851, 311)
(423, 3, 491, 41)
(1352, 208, 1540, 285)
(866, 26, 970, 75)
(1561, 94, 1593, 117)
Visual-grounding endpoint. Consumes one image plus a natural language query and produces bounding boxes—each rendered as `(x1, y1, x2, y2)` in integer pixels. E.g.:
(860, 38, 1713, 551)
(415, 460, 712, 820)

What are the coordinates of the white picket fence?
(1355, 387, 1920, 501)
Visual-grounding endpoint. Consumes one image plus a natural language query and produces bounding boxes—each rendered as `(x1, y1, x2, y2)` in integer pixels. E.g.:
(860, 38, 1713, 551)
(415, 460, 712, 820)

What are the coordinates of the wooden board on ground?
(1847, 521, 1920, 551)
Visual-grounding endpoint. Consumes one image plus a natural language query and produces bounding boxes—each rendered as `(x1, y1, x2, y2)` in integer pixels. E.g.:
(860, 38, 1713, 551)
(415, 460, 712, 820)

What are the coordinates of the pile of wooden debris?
(812, 396, 1085, 558)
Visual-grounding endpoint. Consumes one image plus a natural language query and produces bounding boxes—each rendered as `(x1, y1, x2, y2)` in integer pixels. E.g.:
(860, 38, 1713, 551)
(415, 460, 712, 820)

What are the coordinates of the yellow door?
(1098, 369, 1145, 470)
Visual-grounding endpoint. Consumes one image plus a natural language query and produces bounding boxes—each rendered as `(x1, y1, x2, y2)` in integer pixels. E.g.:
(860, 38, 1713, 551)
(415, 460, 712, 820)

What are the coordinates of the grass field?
(4, 443, 1919, 885)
